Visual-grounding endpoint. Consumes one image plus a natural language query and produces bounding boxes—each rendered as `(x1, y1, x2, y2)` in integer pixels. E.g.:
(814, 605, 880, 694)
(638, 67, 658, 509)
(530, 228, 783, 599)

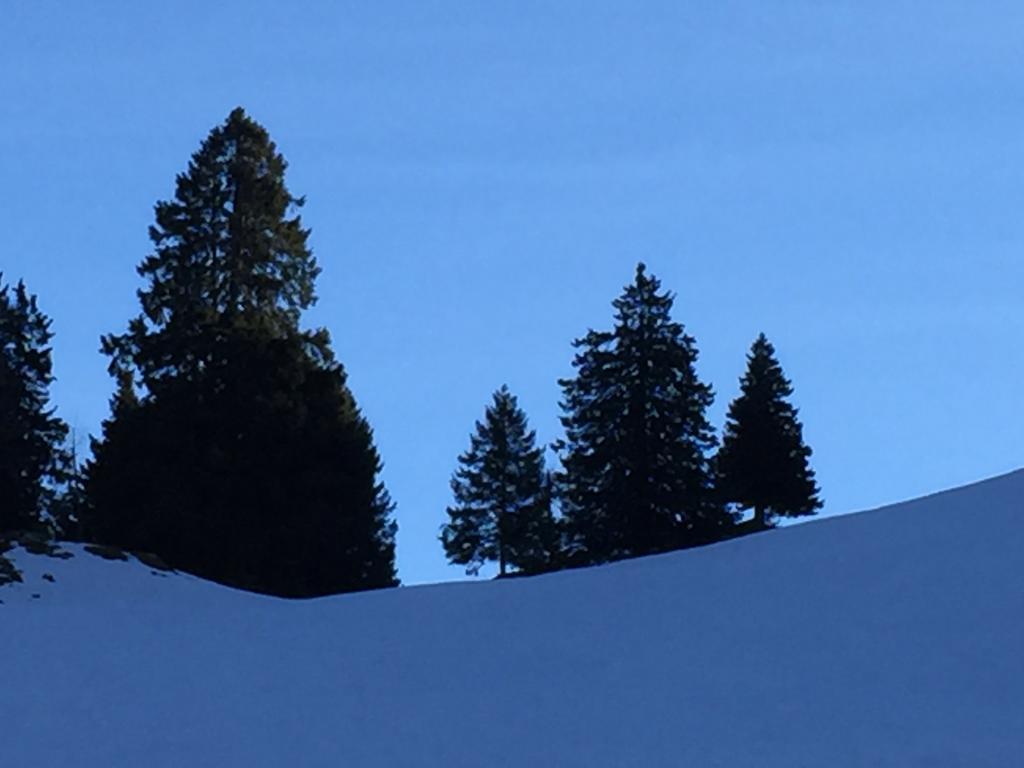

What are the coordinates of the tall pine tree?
(82, 109, 397, 596)
(716, 333, 822, 529)
(0, 276, 69, 534)
(555, 264, 729, 564)
(441, 386, 557, 576)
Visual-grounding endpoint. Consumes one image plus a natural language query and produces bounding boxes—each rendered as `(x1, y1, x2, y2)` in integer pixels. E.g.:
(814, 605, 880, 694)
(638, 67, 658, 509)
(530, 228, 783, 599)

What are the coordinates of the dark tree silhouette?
(442, 386, 557, 576)
(716, 333, 822, 529)
(0, 276, 69, 534)
(555, 264, 730, 564)
(82, 109, 397, 596)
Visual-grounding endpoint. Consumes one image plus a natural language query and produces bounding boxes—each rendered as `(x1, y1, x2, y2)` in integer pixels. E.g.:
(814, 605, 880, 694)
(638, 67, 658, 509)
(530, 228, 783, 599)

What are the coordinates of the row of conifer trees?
(1, 108, 820, 597)
(2, 109, 395, 597)
(441, 264, 821, 577)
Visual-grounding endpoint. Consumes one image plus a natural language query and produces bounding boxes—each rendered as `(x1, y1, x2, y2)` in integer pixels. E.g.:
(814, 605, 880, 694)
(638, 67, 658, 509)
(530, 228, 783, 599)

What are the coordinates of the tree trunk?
(754, 504, 766, 531)
(497, 506, 507, 576)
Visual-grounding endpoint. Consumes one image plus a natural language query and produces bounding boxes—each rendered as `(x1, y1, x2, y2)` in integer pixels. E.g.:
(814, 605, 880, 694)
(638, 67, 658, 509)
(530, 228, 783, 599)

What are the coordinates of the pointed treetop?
(107, 108, 322, 388)
(740, 332, 795, 400)
(630, 261, 658, 295)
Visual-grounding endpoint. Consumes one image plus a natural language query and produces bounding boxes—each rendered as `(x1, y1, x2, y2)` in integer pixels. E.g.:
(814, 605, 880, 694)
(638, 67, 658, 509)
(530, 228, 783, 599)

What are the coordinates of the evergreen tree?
(441, 386, 557, 576)
(716, 333, 822, 529)
(512, 469, 560, 575)
(49, 428, 87, 541)
(0, 276, 69, 533)
(82, 109, 397, 596)
(555, 263, 729, 564)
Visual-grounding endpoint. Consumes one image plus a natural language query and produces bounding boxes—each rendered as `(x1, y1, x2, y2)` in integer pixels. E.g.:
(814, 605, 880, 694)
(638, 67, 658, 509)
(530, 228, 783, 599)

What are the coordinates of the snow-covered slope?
(4, 471, 1023, 767)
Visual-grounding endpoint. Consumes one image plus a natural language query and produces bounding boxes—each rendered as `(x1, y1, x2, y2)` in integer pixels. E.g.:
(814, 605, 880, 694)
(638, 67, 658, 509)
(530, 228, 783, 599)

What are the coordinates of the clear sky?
(3, 1, 1022, 585)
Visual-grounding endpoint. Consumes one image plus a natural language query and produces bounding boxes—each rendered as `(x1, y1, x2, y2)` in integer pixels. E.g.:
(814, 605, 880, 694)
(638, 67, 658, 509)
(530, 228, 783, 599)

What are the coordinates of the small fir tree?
(441, 386, 557, 576)
(555, 264, 729, 563)
(716, 333, 822, 529)
(49, 427, 88, 541)
(0, 276, 69, 533)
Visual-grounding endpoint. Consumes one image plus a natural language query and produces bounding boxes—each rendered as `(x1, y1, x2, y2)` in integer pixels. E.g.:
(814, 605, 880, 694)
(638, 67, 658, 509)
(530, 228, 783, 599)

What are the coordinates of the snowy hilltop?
(3, 469, 1023, 767)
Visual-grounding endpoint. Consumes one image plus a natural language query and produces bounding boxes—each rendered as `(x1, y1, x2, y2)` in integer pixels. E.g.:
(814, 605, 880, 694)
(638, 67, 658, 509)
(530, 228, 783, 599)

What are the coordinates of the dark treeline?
(2, 109, 395, 597)
(442, 265, 822, 577)
(1, 108, 821, 595)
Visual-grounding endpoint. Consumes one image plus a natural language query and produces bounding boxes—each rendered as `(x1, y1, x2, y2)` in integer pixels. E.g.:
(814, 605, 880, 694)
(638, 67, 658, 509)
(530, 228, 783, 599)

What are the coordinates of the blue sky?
(3, 1, 1022, 585)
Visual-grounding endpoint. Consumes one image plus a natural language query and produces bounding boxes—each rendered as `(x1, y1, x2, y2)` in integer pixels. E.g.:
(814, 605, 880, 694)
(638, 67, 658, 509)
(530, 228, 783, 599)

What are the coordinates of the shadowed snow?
(4, 469, 1023, 766)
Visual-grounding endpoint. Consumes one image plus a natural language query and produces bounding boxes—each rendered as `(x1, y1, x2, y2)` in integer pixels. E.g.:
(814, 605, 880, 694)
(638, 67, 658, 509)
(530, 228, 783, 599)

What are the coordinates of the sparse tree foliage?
(442, 386, 557, 576)
(716, 333, 822, 529)
(555, 264, 730, 564)
(0, 276, 69, 533)
(82, 109, 396, 596)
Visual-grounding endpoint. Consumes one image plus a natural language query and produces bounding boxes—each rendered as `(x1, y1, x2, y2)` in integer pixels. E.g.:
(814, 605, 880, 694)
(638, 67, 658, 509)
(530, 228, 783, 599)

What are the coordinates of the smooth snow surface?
(4, 471, 1024, 767)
